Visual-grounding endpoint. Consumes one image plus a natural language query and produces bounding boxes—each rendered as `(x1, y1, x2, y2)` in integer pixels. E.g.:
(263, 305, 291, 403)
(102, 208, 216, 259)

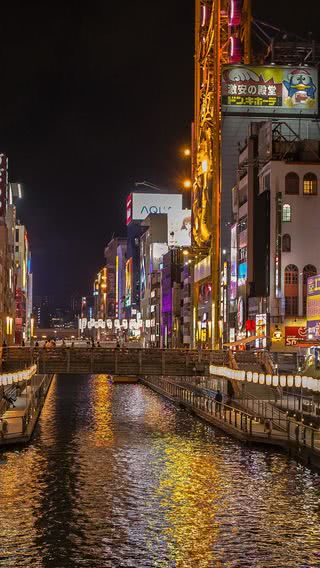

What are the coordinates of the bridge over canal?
(2, 347, 229, 376)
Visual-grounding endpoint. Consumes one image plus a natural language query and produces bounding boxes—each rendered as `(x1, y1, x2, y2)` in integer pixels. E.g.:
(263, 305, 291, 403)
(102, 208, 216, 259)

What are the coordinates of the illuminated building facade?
(104, 237, 127, 319)
(230, 121, 320, 352)
(0, 159, 25, 344)
(139, 214, 168, 347)
(15, 223, 33, 343)
(161, 249, 183, 348)
(93, 267, 108, 339)
(192, 1, 320, 350)
(181, 260, 193, 347)
(116, 240, 127, 320)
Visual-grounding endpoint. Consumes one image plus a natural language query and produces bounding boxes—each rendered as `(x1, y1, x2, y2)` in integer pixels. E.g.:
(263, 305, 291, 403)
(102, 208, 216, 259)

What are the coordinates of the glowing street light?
(183, 179, 192, 189)
(183, 147, 191, 157)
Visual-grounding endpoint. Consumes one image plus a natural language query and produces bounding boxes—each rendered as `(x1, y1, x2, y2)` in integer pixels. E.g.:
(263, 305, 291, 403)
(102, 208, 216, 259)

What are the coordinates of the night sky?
(0, 1, 319, 304)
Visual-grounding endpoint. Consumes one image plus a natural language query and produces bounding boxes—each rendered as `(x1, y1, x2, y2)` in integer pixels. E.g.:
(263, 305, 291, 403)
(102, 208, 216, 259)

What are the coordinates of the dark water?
(1, 375, 320, 568)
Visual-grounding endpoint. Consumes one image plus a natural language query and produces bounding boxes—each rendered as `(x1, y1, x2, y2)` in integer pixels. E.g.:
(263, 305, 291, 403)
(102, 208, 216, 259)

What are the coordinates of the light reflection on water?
(0, 374, 320, 567)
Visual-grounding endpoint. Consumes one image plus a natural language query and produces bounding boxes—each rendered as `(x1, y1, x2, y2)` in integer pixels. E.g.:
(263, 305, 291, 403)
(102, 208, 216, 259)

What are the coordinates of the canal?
(0, 375, 320, 568)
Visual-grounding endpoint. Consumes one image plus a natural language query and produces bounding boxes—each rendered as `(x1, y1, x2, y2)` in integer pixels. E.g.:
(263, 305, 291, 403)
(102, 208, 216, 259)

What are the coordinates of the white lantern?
(259, 373, 265, 385)
(266, 374, 272, 386)
(280, 375, 286, 388)
(247, 372, 252, 383)
(272, 375, 279, 387)
(307, 377, 314, 391)
(295, 375, 302, 388)
(239, 371, 246, 381)
(287, 375, 294, 388)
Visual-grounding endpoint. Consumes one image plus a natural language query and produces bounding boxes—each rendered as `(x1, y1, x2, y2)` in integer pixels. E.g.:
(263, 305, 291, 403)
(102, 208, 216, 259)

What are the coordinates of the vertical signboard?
(230, 224, 237, 299)
(126, 194, 133, 225)
(0, 154, 8, 218)
(125, 258, 133, 307)
(255, 313, 267, 348)
(307, 274, 320, 338)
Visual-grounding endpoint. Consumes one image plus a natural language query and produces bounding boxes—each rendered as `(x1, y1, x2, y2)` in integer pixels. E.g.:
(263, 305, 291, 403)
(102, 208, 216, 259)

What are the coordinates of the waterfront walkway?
(0, 374, 53, 445)
(142, 375, 320, 469)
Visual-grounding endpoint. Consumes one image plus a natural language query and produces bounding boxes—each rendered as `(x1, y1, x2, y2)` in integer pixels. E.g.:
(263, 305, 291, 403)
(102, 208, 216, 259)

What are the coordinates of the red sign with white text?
(285, 326, 307, 346)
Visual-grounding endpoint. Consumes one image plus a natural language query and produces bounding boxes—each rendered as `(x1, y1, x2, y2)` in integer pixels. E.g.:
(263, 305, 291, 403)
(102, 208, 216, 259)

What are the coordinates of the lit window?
(303, 173, 317, 195)
(282, 204, 291, 222)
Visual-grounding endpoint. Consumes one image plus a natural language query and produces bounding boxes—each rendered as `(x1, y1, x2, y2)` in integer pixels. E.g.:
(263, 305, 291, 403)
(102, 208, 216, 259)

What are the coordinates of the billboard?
(168, 209, 191, 247)
(222, 65, 318, 115)
(307, 274, 320, 338)
(238, 262, 247, 287)
(230, 224, 237, 300)
(285, 326, 307, 347)
(125, 258, 133, 308)
(126, 192, 182, 225)
(150, 243, 168, 272)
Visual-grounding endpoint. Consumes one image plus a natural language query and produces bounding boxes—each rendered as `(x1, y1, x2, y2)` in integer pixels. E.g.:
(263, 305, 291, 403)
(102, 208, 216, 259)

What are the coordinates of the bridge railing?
(144, 375, 320, 455)
(2, 347, 228, 375)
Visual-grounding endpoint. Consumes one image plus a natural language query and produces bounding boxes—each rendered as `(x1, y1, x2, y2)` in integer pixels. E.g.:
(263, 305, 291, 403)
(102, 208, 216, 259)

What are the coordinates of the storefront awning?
(223, 335, 266, 347)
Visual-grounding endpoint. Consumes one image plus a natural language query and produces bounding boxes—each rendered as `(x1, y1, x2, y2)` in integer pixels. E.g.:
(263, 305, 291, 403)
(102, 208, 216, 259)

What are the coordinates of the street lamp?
(183, 147, 191, 157)
(183, 179, 192, 189)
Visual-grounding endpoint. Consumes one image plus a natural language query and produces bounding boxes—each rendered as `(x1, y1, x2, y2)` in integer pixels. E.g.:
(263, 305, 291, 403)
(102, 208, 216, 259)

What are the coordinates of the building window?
(303, 264, 317, 315)
(285, 297, 298, 316)
(239, 247, 247, 261)
(284, 264, 298, 316)
(263, 173, 271, 192)
(303, 173, 317, 195)
(282, 234, 291, 252)
(282, 204, 291, 222)
(285, 172, 299, 195)
(285, 264, 298, 285)
(238, 217, 247, 232)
